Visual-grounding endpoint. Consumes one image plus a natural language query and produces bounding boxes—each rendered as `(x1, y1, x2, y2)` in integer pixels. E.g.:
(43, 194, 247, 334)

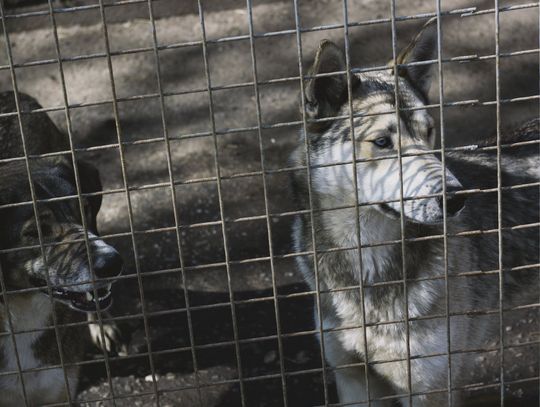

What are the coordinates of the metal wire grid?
(0, 0, 537, 406)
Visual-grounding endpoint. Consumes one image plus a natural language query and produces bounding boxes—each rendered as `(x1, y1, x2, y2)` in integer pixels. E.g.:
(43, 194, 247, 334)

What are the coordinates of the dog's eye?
(372, 137, 393, 148)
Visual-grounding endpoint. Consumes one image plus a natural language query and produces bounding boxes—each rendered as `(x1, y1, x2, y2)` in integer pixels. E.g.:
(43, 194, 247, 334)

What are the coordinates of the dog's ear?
(0, 183, 16, 245)
(391, 18, 437, 98)
(75, 160, 103, 227)
(49, 157, 103, 229)
(303, 40, 359, 131)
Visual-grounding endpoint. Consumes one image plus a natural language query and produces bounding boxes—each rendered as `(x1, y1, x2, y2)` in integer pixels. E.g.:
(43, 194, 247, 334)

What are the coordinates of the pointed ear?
(304, 40, 359, 130)
(392, 18, 438, 98)
(75, 160, 102, 229)
(49, 157, 103, 230)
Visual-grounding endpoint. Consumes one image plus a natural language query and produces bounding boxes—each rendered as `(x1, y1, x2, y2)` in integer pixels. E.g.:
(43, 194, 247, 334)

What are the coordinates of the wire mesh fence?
(0, 0, 538, 406)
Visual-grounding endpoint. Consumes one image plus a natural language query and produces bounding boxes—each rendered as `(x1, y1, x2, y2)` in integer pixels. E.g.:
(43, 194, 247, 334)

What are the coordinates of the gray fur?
(290, 23, 539, 407)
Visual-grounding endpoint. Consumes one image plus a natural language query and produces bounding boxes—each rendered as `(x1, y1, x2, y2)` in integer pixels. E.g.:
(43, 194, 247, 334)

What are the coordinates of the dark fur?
(0, 92, 120, 405)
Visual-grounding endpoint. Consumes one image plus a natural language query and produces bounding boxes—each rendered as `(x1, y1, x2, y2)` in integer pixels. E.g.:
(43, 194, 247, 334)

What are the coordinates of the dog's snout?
(437, 185, 466, 217)
(93, 250, 123, 279)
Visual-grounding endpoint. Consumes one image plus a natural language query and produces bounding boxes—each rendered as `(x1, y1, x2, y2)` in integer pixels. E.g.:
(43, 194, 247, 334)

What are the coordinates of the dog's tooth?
(86, 292, 93, 301)
(98, 291, 109, 301)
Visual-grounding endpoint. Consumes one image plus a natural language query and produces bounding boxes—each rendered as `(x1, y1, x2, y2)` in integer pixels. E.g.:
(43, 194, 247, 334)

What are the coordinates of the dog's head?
(0, 157, 122, 312)
(301, 19, 466, 224)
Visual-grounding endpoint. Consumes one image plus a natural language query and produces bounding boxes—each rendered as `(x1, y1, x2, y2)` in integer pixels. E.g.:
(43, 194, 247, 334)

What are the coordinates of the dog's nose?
(93, 250, 123, 279)
(438, 185, 466, 217)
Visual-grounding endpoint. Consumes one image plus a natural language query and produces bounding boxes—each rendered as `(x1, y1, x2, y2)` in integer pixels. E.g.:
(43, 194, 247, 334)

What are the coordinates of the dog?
(290, 20, 539, 406)
(0, 92, 124, 405)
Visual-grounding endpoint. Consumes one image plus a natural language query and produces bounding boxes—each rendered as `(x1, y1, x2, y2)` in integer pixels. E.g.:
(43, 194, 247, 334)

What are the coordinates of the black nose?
(438, 185, 466, 216)
(93, 250, 123, 279)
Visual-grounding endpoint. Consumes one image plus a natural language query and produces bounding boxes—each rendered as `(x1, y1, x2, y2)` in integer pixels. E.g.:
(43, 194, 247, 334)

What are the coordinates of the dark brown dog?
(0, 92, 123, 405)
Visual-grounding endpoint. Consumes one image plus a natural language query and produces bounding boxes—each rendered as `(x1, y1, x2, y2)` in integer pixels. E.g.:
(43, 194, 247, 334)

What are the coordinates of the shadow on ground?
(1, 0, 538, 405)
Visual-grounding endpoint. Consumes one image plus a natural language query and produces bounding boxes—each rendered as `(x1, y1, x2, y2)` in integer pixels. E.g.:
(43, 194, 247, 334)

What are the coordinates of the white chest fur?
(0, 294, 76, 406)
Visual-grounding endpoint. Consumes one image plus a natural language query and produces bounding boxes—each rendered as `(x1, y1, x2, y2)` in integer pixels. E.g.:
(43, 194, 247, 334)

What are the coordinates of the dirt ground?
(1, 0, 539, 406)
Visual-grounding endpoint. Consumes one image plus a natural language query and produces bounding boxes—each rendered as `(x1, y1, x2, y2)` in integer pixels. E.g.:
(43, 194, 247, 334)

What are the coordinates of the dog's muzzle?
(28, 277, 114, 313)
(437, 182, 467, 217)
(50, 285, 114, 312)
(93, 249, 123, 279)
(437, 184, 466, 217)
(31, 247, 123, 313)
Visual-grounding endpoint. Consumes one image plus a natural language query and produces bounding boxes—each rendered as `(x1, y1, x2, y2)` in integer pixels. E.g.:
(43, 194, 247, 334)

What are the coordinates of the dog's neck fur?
(0, 292, 82, 405)
(315, 206, 424, 285)
(0, 293, 53, 370)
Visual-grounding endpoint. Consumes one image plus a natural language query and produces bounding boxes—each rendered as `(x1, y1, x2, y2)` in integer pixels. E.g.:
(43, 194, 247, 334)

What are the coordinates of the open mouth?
(42, 285, 113, 313)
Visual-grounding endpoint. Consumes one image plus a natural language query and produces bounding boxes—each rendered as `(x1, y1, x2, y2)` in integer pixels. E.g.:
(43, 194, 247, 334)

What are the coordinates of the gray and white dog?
(290, 20, 539, 406)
